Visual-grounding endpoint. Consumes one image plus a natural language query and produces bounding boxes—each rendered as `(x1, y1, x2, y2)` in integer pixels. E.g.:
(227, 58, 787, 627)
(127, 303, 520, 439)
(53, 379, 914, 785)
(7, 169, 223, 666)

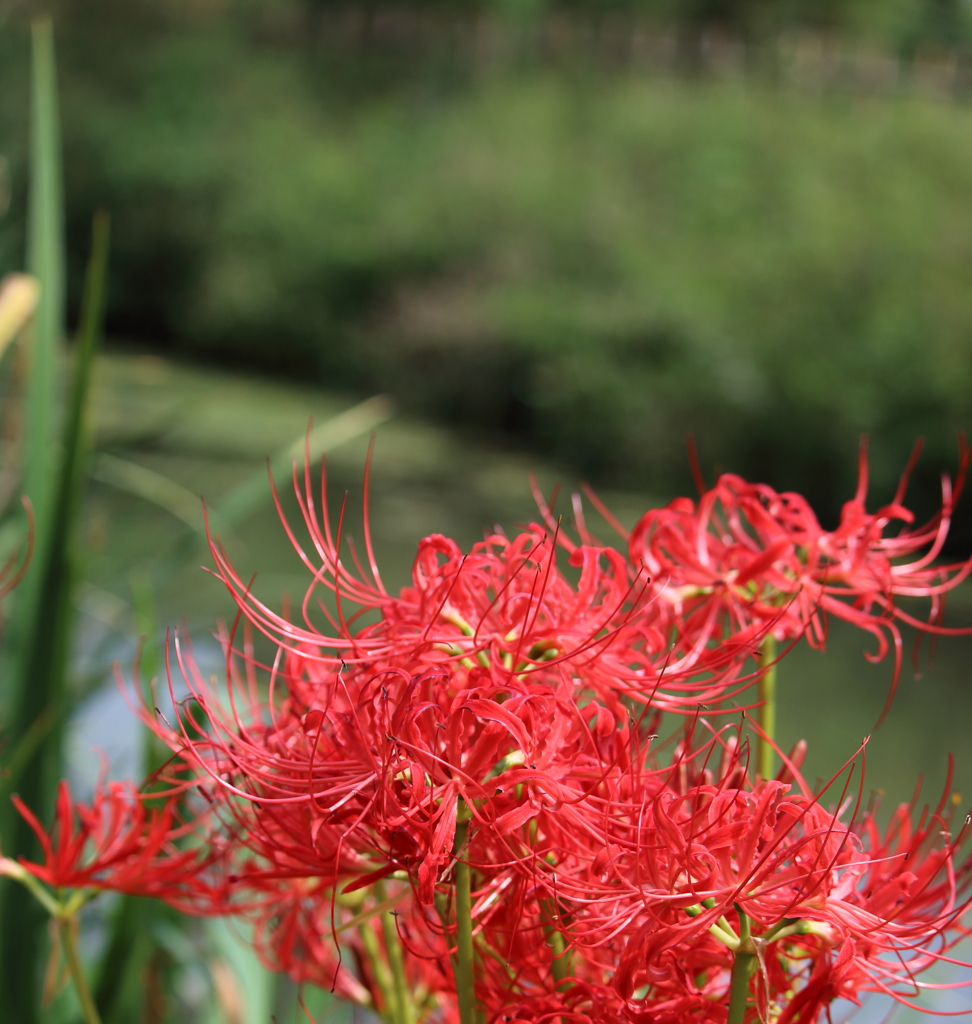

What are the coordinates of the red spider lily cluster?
(2, 774, 228, 912)
(7, 442, 972, 1023)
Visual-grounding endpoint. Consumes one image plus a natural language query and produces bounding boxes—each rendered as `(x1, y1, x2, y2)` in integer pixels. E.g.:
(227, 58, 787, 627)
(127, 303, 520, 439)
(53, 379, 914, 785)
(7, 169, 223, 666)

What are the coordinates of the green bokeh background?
(5, 2, 972, 525)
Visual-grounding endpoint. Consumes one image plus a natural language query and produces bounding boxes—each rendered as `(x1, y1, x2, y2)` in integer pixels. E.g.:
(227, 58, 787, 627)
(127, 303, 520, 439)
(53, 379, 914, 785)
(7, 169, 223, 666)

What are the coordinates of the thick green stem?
(61, 917, 102, 1024)
(376, 881, 412, 1024)
(549, 927, 569, 985)
(726, 909, 754, 1024)
(757, 634, 777, 779)
(541, 898, 571, 986)
(453, 815, 476, 1024)
(726, 949, 755, 1024)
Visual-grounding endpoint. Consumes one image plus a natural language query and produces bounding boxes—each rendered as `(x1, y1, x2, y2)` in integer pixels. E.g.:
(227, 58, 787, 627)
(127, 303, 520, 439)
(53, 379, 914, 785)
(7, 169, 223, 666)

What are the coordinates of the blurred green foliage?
(4, 0, 972, 531)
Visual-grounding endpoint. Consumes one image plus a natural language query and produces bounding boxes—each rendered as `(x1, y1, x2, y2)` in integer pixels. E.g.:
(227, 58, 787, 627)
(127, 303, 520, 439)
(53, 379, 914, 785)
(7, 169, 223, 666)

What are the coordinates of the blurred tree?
(899, 0, 972, 57)
(4, 0, 972, 541)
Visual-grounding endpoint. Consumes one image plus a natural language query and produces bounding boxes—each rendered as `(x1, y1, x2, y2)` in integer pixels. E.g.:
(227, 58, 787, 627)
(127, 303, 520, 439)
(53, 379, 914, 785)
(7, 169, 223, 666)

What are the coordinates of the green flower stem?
(761, 916, 801, 942)
(453, 810, 476, 1024)
(375, 880, 413, 1024)
(0, 859, 60, 918)
(757, 634, 777, 779)
(541, 898, 571, 986)
(727, 949, 755, 1024)
(0, 867, 102, 1022)
(548, 926, 569, 986)
(61, 917, 102, 1024)
(359, 917, 399, 1024)
(726, 909, 754, 1024)
(335, 886, 408, 935)
(684, 901, 740, 949)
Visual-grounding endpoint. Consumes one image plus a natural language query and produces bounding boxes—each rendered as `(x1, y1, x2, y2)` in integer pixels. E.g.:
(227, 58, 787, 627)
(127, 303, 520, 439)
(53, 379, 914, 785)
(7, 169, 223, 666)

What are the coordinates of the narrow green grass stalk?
(216, 395, 393, 529)
(93, 895, 148, 1024)
(453, 817, 476, 1024)
(131, 569, 170, 778)
(757, 634, 776, 779)
(3, 211, 109, 1018)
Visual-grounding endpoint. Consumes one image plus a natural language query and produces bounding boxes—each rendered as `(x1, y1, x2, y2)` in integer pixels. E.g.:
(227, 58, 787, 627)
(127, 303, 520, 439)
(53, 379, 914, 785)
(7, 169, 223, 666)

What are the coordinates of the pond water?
(71, 350, 972, 1021)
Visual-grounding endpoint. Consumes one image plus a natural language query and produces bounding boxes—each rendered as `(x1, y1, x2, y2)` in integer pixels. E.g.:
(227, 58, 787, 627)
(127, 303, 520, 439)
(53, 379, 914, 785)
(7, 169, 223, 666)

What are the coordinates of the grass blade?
(0, 19, 66, 1022)
(216, 394, 393, 529)
(0, 207, 110, 1021)
(91, 452, 211, 534)
(94, 572, 159, 1023)
(21, 15, 63, 547)
(91, 394, 394, 539)
(93, 896, 154, 1024)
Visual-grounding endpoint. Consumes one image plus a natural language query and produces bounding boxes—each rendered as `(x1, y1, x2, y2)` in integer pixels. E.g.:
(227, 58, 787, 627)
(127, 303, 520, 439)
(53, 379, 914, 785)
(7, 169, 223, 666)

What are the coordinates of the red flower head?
(614, 440, 972, 720)
(4, 776, 230, 914)
(245, 874, 456, 1015)
(206, 452, 754, 714)
(140, 453, 765, 918)
(522, 727, 972, 1023)
(144, 623, 642, 908)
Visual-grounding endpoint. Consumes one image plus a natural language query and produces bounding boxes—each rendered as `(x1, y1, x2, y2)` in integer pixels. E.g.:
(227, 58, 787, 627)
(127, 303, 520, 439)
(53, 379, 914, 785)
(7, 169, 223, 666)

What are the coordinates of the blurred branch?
(217, 393, 394, 530)
(92, 393, 395, 537)
(92, 453, 210, 535)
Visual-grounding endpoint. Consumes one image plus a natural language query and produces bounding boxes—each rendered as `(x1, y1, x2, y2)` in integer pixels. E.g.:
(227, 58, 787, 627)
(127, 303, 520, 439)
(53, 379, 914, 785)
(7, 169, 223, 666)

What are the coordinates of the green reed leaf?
(0, 203, 110, 1020)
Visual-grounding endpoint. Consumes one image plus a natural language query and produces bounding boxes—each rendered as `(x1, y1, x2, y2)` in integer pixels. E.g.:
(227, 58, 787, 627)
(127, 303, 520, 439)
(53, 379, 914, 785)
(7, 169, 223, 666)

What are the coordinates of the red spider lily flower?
(202, 451, 753, 714)
(248, 872, 475, 1024)
(140, 622, 646, 908)
(133, 454, 761, 914)
(246, 876, 445, 1012)
(4, 776, 231, 913)
(486, 987, 624, 1024)
(521, 729, 972, 1023)
(604, 440, 972, 720)
(240, 837, 620, 1024)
